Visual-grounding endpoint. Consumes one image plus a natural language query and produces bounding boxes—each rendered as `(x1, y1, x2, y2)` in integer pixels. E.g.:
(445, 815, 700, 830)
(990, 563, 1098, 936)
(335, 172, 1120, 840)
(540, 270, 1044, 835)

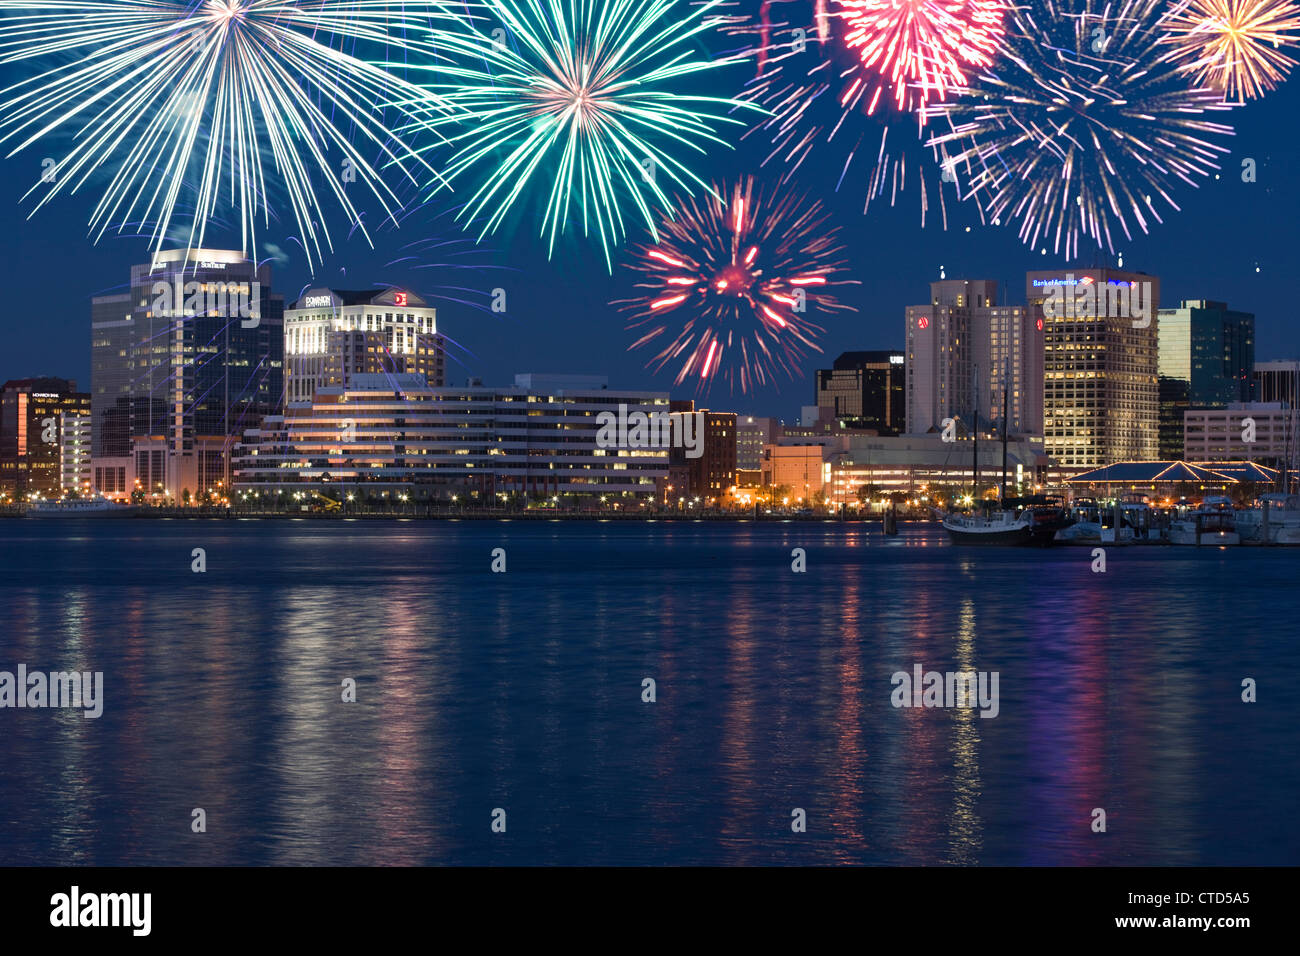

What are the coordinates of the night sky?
(1, 0, 1297, 421)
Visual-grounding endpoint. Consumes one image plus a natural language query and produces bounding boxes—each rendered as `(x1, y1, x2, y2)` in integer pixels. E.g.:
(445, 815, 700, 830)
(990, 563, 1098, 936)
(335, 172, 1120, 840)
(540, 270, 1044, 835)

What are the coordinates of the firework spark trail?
(837, 0, 1006, 115)
(732, 0, 999, 227)
(926, 0, 1237, 259)
(397, 0, 760, 270)
(614, 177, 857, 395)
(0, 1, 461, 268)
(1160, 0, 1300, 102)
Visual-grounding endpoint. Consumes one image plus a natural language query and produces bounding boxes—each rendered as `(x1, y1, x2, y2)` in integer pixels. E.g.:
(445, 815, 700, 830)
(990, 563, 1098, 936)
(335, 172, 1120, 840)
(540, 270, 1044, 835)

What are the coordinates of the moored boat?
(1168, 496, 1239, 545)
(25, 496, 136, 518)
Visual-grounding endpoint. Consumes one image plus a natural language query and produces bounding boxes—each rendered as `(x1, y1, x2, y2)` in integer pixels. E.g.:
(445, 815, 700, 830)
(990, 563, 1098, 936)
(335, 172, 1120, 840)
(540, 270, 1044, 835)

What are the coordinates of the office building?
(1157, 300, 1255, 457)
(815, 350, 905, 434)
(736, 416, 780, 470)
(0, 378, 92, 499)
(91, 248, 284, 499)
(285, 287, 445, 404)
(1184, 403, 1296, 462)
(1028, 268, 1160, 470)
(234, 374, 670, 498)
(906, 279, 1041, 437)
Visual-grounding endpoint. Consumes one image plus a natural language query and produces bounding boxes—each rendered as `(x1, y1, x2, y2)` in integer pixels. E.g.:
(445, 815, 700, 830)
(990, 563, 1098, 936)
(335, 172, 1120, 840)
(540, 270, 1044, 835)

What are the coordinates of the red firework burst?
(614, 178, 858, 395)
(835, 0, 1007, 115)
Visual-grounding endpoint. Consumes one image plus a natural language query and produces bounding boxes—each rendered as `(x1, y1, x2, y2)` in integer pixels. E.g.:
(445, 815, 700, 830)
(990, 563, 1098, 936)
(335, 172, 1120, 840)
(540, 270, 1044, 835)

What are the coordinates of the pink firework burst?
(836, 0, 1008, 116)
(614, 178, 858, 395)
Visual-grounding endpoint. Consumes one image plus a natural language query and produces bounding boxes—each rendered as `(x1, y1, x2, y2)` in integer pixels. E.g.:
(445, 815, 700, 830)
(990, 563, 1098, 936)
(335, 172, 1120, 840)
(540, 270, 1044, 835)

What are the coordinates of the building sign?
(889, 354, 904, 365)
(303, 295, 333, 308)
(394, 292, 408, 307)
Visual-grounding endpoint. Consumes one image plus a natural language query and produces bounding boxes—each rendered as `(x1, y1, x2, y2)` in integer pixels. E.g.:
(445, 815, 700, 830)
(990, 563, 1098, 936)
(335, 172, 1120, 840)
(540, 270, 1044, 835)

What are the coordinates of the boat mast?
(971, 365, 979, 506)
(1001, 381, 1009, 503)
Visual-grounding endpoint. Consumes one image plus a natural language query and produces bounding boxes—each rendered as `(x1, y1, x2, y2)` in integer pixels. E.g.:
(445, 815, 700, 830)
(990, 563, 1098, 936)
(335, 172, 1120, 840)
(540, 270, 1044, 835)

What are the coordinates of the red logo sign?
(1036, 317, 1044, 331)
(918, 316, 929, 329)
(394, 292, 408, 307)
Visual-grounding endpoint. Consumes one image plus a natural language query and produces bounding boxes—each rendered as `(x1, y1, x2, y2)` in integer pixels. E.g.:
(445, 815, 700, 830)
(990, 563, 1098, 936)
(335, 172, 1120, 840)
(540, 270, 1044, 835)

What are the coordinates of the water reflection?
(0, 520, 1294, 865)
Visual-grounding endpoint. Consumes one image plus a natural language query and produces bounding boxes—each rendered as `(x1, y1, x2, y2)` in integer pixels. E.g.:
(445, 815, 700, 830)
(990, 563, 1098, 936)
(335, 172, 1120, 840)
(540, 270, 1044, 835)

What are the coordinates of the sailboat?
(943, 376, 1072, 545)
(943, 373, 1033, 544)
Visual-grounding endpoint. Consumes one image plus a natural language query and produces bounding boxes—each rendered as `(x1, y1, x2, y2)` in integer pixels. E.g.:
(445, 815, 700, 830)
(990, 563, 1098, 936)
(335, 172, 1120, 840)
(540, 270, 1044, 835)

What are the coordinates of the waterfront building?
(1027, 268, 1160, 470)
(761, 432, 1057, 503)
(1064, 460, 1278, 499)
(815, 350, 905, 434)
(90, 248, 284, 500)
(0, 377, 92, 500)
(234, 374, 670, 499)
(284, 286, 445, 404)
(1156, 300, 1254, 457)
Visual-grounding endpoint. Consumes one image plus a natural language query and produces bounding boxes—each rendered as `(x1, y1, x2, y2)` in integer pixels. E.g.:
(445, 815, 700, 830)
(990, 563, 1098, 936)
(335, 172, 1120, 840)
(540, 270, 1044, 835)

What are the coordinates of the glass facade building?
(1156, 300, 1255, 458)
(90, 248, 284, 497)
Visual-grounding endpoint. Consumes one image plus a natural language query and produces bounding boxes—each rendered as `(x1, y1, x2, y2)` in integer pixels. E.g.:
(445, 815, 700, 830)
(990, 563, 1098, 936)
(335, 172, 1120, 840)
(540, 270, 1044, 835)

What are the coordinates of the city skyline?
(0, 43, 1296, 422)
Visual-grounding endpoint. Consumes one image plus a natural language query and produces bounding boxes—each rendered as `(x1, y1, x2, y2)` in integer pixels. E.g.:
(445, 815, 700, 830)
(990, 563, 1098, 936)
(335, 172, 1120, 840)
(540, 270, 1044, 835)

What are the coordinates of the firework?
(1161, 0, 1300, 102)
(398, 0, 757, 269)
(926, 0, 1237, 258)
(735, 0, 997, 226)
(615, 177, 857, 395)
(837, 0, 1006, 115)
(0, 1, 459, 267)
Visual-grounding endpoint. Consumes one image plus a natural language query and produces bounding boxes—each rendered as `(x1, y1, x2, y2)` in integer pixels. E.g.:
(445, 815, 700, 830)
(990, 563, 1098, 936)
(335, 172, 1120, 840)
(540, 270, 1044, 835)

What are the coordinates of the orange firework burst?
(836, 0, 1008, 116)
(1162, 0, 1300, 101)
(614, 178, 858, 395)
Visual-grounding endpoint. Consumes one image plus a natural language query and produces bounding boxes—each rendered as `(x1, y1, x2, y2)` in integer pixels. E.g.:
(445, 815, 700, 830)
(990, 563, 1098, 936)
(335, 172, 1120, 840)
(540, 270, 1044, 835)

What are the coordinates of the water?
(0, 518, 1295, 866)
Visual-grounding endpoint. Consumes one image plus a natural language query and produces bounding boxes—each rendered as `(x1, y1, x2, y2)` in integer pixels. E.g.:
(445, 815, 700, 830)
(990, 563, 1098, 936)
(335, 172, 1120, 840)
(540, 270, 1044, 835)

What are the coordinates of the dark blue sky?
(1, 1, 1296, 421)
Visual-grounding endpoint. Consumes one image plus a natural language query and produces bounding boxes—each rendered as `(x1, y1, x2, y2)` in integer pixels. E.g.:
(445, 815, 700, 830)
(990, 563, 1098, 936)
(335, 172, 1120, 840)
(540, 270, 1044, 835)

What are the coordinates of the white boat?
(1168, 496, 1239, 545)
(1235, 494, 1300, 543)
(26, 496, 136, 518)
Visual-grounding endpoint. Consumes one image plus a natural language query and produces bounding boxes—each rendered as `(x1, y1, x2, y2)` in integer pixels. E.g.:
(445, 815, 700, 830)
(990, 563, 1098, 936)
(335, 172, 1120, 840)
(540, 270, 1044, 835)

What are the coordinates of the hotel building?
(234, 374, 670, 498)
(905, 280, 1041, 437)
(0, 377, 92, 500)
(1028, 268, 1160, 471)
(284, 287, 445, 404)
(90, 248, 284, 499)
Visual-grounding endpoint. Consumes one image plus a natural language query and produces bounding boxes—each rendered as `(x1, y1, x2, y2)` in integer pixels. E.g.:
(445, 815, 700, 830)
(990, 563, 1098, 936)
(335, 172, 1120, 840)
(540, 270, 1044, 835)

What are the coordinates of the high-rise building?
(1156, 300, 1254, 458)
(91, 248, 284, 499)
(1254, 360, 1300, 406)
(815, 350, 905, 435)
(905, 280, 1041, 436)
(0, 378, 92, 500)
(284, 287, 445, 404)
(1028, 268, 1160, 470)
